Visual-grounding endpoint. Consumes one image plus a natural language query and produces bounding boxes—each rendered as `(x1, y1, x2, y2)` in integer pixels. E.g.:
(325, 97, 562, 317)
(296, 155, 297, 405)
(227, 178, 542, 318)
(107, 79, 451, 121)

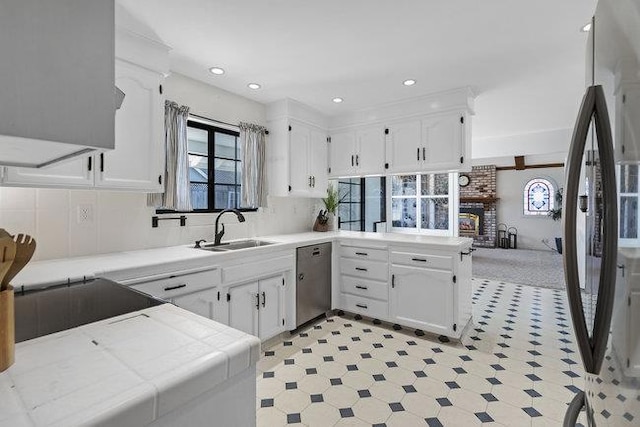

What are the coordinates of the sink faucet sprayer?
(214, 209, 246, 246)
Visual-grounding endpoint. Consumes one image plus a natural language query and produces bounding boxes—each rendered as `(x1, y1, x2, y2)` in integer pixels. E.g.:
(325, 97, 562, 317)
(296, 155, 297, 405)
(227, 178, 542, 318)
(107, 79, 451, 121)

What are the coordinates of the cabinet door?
(386, 120, 421, 174)
(390, 265, 453, 335)
(258, 275, 286, 340)
(288, 122, 311, 196)
(172, 288, 219, 320)
(2, 156, 94, 187)
(617, 87, 640, 162)
(355, 125, 386, 176)
(422, 114, 464, 172)
(228, 282, 259, 336)
(328, 131, 356, 178)
(628, 291, 640, 375)
(95, 60, 164, 191)
(308, 128, 328, 197)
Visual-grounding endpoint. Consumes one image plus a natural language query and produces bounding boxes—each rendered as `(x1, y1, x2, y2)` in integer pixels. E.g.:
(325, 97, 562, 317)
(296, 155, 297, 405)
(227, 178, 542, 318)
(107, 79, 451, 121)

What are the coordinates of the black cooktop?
(14, 278, 166, 343)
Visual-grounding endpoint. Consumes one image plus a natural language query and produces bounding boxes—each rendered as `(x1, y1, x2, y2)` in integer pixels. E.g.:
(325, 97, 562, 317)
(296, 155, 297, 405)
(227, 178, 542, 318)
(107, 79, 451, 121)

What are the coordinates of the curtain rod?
(189, 113, 269, 135)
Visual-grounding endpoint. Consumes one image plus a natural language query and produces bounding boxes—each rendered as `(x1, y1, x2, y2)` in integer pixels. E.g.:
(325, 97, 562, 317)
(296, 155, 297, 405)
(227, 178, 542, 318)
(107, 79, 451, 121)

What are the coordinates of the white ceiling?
(117, 0, 597, 141)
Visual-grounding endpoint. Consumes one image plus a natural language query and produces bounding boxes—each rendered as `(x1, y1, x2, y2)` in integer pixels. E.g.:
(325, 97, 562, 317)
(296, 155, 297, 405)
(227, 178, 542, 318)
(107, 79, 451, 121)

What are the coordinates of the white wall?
(496, 167, 564, 250)
(0, 73, 317, 262)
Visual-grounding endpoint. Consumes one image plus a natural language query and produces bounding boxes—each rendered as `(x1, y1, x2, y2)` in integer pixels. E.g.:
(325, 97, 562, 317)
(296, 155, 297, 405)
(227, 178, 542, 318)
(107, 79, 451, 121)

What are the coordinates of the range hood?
(0, 0, 116, 169)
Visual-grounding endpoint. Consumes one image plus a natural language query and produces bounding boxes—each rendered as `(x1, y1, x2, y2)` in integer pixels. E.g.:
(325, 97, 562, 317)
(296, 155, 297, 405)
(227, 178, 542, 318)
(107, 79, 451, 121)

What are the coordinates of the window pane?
(392, 175, 416, 196)
(214, 158, 236, 184)
(187, 127, 208, 155)
(620, 196, 638, 239)
(214, 184, 240, 209)
(215, 132, 237, 159)
(392, 198, 416, 228)
(620, 164, 639, 193)
(190, 182, 208, 210)
(188, 155, 208, 183)
(421, 198, 449, 230)
(421, 174, 449, 196)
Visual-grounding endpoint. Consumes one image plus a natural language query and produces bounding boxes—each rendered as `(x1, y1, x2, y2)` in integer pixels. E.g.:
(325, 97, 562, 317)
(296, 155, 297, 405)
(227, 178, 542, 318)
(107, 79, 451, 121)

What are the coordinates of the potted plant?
(548, 188, 563, 253)
(322, 184, 339, 231)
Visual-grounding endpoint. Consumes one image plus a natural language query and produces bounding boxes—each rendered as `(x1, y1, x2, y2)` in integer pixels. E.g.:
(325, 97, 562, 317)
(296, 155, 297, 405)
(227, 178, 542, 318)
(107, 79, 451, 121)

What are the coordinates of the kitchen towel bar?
(151, 215, 187, 228)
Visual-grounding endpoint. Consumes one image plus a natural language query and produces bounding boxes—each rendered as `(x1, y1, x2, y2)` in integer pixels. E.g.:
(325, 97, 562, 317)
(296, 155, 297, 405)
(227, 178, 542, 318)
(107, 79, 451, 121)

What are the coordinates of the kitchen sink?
(199, 239, 275, 252)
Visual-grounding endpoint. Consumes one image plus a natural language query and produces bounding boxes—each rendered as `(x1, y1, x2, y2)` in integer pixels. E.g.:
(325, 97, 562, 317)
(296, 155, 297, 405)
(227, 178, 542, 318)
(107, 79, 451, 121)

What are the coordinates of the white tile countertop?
(12, 231, 472, 289)
(0, 304, 260, 427)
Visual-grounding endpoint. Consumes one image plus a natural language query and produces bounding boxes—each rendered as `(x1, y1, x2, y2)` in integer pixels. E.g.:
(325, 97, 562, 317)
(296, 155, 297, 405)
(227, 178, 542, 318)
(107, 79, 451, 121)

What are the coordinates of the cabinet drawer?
(390, 251, 453, 270)
(341, 293, 388, 319)
(131, 268, 221, 299)
(340, 258, 388, 281)
(340, 246, 388, 262)
(223, 254, 294, 284)
(341, 276, 388, 301)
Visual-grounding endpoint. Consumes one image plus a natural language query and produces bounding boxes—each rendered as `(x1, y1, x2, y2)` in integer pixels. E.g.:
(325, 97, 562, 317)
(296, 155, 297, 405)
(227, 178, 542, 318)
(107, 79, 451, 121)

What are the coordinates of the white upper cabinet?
(328, 131, 357, 178)
(386, 120, 422, 175)
(329, 125, 386, 178)
(422, 113, 466, 171)
(266, 99, 329, 198)
(356, 125, 387, 175)
(1, 156, 94, 188)
(386, 112, 468, 175)
(616, 84, 640, 163)
(96, 60, 165, 192)
(0, 0, 115, 169)
(287, 121, 328, 197)
(0, 21, 170, 191)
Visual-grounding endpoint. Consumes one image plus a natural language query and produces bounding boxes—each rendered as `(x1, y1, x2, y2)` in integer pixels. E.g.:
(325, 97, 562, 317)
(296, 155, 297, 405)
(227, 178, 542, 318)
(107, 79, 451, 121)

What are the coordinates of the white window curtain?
(147, 101, 192, 211)
(240, 122, 267, 208)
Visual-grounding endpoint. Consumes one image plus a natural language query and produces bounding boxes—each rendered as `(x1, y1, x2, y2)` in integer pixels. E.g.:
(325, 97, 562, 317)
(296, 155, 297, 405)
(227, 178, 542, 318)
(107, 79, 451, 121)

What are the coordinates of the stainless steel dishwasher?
(296, 242, 332, 327)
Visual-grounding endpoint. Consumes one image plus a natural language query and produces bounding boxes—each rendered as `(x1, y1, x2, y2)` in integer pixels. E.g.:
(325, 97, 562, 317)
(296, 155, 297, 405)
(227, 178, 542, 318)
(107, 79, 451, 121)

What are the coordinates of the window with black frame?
(337, 177, 386, 232)
(184, 120, 252, 212)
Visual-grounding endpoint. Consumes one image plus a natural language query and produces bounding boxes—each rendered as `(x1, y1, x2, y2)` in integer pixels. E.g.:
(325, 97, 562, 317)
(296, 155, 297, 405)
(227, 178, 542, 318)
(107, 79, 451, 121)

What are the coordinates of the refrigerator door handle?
(563, 85, 618, 375)
(563, 391, 585, 427)
(564, 85, 597, 373)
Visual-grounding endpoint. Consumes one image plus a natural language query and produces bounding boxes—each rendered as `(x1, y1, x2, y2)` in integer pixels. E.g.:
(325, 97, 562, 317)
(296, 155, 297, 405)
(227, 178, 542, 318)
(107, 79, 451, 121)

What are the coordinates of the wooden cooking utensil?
(0, 229, 12, 239)
(0, 237, 17, 292)
(1, 234, 35, 290)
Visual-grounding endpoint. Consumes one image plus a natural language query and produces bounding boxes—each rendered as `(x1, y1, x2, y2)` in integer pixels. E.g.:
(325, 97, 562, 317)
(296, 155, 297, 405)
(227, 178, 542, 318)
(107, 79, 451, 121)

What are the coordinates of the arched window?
(523, 178, 555, 216)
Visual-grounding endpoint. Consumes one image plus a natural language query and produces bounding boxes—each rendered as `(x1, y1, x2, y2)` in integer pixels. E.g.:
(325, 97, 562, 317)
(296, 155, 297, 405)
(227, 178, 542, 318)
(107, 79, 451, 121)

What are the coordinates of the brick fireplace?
(459, 165, 497, 247)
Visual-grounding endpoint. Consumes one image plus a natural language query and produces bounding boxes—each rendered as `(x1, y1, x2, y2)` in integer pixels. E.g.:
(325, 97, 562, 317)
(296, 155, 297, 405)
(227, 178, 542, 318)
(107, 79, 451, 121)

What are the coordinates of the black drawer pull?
(355, 285, 368, 290)
(164, 284, 187, 291)
(356, 303, 368, 309)
(355, 267, 368, 272)
(355, 252, 368, 256)
(412, 258, 427, 262)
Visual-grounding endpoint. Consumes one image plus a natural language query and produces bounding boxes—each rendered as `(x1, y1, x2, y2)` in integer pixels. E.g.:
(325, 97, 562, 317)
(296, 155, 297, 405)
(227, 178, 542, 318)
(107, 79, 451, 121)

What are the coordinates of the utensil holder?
(0, 286, 15, 372)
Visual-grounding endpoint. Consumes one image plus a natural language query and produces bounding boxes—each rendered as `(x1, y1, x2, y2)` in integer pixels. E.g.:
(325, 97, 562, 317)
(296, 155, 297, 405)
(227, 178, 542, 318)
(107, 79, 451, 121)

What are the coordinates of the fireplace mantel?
(460, 196, 499, 203)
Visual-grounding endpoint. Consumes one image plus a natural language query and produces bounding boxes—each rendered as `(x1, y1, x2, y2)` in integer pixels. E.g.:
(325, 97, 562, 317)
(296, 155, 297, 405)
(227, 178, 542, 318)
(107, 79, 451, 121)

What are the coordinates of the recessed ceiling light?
(403, 79, 417, 86)
(581, 22, 592, 33)
(209, 67, 225, 75)
(332, 97, 344, 103)
(247, 83, 261, 90)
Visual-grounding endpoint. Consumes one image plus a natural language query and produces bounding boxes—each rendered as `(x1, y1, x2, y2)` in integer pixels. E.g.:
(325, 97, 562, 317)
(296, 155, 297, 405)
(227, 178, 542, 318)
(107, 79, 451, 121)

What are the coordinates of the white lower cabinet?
(228, 281, 260, 336)
(227, 274, 286, 340)
(336, 242, 472, 340)
(389, 246, 472, 339)
(611, 249, 640, 376)
(171, 288, 221, 322)
(338, 243, 389, 319)
(389, 265, 453, 335)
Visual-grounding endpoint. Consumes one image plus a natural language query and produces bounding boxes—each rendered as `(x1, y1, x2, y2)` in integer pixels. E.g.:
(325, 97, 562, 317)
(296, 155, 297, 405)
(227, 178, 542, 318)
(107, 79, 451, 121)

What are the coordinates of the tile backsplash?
(0, 187, 319, 261)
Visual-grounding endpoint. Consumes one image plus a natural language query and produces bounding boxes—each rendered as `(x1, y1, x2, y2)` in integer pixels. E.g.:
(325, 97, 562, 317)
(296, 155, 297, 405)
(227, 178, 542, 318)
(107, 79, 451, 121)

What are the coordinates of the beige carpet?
(472, 247, 566, 289)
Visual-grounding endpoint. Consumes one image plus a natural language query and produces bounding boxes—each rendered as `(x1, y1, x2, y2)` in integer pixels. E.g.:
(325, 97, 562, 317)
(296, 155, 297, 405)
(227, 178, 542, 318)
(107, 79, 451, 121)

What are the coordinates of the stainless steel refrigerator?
(563, 0, 640, 425)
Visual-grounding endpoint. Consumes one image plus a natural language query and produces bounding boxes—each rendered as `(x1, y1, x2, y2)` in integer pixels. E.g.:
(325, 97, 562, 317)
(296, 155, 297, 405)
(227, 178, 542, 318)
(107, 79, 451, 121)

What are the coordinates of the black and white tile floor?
(256, 278, 590, 426)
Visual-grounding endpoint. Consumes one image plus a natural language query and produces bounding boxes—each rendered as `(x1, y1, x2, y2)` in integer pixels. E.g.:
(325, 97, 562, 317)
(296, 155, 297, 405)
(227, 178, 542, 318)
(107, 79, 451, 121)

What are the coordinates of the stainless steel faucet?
(214, 209, 246, 246)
